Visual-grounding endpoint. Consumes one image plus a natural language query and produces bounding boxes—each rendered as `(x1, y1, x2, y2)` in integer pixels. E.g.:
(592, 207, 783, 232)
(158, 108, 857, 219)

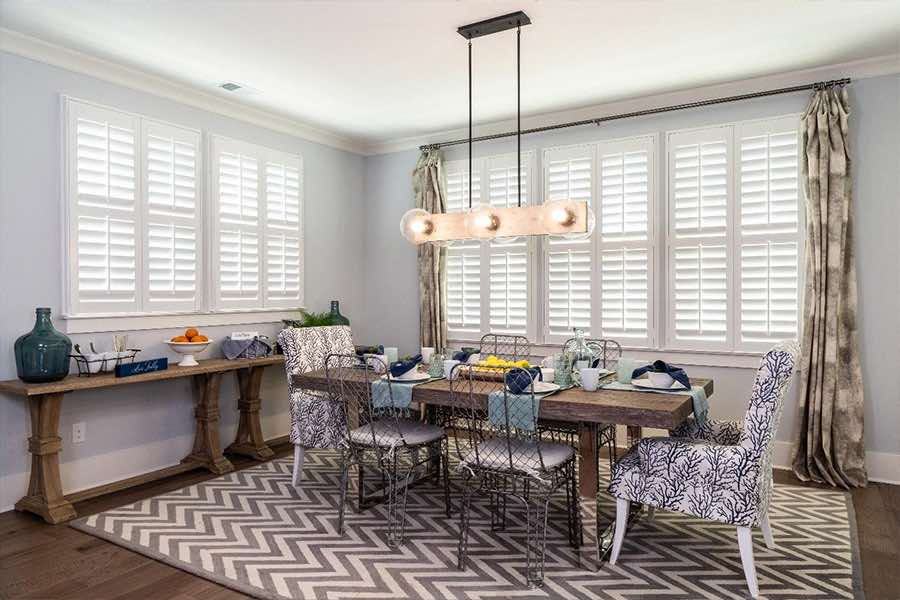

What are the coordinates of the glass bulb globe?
(464, 204, 501, 239)
(399, 208, 434, 245)
(561, 205, 596, 241)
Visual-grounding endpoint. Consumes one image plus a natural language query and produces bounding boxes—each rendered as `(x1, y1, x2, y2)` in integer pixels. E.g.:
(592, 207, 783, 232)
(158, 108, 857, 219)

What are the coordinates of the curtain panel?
(412, 149, 448, 351)
(791, 86, 868, 488)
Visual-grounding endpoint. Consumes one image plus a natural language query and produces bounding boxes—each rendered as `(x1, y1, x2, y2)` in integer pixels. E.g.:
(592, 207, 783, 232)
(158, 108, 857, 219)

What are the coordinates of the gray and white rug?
(71, 450, 862, 600)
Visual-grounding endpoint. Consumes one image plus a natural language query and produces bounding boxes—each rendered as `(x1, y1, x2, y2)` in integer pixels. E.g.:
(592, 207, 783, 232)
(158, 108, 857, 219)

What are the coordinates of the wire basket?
(70, 349, 141, 377)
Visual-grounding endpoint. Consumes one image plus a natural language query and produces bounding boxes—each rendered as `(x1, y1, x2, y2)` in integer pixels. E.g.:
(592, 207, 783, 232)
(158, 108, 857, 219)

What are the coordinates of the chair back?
(278, 325, 354, 392)
(324, 353, 404, 453)
(448, 363, 548, 476)
(562, 337, 622, 370)
(739, 341, 800, 514)
(479, 334, 532, 362)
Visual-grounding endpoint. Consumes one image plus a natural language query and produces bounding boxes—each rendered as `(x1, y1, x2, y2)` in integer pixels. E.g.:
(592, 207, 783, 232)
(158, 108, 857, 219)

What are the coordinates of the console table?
(0, 355, 285, 524)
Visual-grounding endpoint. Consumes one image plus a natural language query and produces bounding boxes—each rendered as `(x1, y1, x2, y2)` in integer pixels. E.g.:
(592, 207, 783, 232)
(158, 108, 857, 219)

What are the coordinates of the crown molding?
(0, 28, 370, 155)
(365, 53, 900, 156)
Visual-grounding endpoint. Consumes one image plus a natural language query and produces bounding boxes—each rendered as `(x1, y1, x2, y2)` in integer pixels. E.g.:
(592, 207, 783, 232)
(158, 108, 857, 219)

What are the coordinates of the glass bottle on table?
(571, 327, 595, 371)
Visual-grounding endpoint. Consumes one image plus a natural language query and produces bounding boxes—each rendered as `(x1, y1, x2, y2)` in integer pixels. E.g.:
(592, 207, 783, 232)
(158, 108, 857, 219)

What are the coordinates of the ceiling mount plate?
(457, 11, 531, 39)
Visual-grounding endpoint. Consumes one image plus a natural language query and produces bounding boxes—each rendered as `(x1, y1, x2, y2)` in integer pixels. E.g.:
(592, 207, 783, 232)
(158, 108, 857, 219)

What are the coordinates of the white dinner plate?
(631, 378, 688, 391)
(386, 372, 431, 383)
(531, 381, 561, 394)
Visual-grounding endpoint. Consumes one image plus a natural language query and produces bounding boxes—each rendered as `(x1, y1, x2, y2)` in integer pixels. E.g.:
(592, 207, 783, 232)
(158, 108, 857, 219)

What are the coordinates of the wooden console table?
(0, 355, 284, 524)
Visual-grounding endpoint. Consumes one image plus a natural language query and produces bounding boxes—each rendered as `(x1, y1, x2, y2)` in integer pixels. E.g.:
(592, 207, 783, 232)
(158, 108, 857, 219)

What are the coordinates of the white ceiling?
(2, 1, 899, 147)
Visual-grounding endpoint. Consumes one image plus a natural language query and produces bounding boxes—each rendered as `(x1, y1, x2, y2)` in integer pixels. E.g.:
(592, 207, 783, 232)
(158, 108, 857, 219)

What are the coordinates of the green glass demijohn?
(328, 300, 350, 326)
(14, 308, 72, 383)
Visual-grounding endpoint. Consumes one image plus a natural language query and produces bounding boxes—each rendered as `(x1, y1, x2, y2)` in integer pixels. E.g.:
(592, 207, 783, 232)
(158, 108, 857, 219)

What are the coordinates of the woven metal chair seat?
(349, 419, 446, 448)
(462, 438, 575, 474)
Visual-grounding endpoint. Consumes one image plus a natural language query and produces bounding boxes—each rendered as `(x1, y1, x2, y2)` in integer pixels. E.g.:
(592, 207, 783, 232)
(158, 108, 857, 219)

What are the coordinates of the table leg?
(577, 422, 600, 569)
(182, 372, 234, 475)
(226, 366, 275, 460)
(15, 392, 77, 524)
(626, 425, 643, 447)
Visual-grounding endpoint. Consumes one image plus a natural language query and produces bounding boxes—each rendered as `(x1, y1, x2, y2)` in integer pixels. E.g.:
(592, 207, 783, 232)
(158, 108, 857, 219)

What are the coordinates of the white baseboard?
(770, 441, 900, 485)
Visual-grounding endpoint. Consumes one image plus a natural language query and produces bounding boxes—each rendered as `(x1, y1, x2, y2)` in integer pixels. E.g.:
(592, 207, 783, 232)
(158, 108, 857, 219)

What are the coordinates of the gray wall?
(359, 74, 900, 461)
(0, 51, 367, 509)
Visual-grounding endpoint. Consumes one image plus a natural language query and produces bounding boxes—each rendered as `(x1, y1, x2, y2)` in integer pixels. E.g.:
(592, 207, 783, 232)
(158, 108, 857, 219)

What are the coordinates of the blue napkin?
(452, 347, 479, 362)
(488, 390, 540, 431)
(371, 378, 415, 410)
(390, 354, 422, 378)
(631, 360, 691, 390)
(505, 367, 542, 394)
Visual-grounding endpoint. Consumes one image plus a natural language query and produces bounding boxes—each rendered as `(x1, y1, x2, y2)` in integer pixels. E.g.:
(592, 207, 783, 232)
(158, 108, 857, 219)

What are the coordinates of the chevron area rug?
(71, 450, 862, 600)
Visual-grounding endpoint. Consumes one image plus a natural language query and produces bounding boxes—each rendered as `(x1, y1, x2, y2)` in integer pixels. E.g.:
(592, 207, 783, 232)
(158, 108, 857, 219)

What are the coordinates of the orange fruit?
(171, 335, 189, 342)
(190, 335, 209, 342)
(185, 327, 199, 339)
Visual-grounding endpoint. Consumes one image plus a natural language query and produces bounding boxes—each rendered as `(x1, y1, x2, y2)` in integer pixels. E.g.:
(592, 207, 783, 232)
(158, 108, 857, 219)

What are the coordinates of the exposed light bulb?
(464, 204, 501, 239)
(400, 208, 434, 244)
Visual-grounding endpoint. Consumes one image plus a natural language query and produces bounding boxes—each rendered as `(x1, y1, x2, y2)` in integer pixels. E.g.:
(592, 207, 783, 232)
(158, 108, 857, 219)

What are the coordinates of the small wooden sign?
(115, 358, 168, 378)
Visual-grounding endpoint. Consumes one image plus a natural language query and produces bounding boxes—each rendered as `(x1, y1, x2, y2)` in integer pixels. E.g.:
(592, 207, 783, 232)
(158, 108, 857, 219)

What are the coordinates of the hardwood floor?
(1, 444, 897, 600)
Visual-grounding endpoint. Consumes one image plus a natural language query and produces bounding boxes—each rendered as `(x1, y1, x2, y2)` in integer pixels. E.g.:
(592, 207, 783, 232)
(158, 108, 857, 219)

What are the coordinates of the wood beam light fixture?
(400, 11, 594, 245)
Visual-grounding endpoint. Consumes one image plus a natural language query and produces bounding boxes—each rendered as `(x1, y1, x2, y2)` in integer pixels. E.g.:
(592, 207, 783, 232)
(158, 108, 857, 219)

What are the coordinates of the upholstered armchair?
(607, 342, 800, 598)
(277, 325, 354, 484)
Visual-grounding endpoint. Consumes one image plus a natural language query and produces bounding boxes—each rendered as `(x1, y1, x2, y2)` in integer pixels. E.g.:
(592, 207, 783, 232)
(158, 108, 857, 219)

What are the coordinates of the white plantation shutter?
(597, 137, 654, 345)
(737, 117, 801, 348)
(543, 145, 595, 340)
(142, 120, 201, 312)
(667, 126, 734, 349)
(211, 136, 303, 310)
(264, 158, 303, 306)
(444, 159, 482, 336)
(66, 100, 140, 314)
(485, 153, 534, 337)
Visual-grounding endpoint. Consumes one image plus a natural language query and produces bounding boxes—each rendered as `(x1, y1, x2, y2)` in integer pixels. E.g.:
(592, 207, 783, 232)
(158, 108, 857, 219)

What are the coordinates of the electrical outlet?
(73, 421, 86, 444)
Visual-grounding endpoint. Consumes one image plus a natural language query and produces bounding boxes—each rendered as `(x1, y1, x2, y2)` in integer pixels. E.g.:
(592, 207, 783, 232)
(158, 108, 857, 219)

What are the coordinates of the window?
(445, 116, 802, 355)
(445, 152, 536, 341)
(666, 117, 802, 352)
(63, 97, 303, 320)
(209, 136, 303, 310)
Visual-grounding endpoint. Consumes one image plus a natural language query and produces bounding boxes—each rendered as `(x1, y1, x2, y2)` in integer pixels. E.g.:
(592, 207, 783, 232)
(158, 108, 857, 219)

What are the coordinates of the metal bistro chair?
(449, 363, 580, 588)
(540, 337, 622, 473)
(478, 333, 532, 362)
(325, 353, 451, 548)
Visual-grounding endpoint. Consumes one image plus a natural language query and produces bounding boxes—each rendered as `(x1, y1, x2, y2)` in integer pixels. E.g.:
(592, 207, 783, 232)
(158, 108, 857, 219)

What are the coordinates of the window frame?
(60, 96, 305, 332)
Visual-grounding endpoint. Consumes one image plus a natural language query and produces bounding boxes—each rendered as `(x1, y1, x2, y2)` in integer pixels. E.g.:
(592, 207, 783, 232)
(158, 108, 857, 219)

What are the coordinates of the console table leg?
(226, 366, 274, 461)
(15, 392, 77, 524)
(183, 372, 234, 474)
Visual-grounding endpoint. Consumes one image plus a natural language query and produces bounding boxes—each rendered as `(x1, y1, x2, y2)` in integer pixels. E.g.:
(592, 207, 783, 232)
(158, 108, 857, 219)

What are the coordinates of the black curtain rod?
(420, 77, 851, 151)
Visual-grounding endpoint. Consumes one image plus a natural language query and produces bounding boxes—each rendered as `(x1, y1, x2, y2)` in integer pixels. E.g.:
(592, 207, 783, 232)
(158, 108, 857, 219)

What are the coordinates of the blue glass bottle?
(14, 308, 72, 383)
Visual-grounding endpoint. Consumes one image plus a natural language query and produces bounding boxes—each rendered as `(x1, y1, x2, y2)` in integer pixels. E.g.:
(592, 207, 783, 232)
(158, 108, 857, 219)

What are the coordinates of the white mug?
(443, 359, 461, 380)
(580, 367, 602, 392)
(421, 346, 434, 364)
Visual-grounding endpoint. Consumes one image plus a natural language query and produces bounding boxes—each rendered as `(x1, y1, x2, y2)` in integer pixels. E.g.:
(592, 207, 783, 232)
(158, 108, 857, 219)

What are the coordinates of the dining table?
(294, 366, 714, 565)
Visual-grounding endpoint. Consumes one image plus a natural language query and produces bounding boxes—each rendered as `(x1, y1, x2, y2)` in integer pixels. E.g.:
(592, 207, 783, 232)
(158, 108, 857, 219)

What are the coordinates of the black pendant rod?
(420, 77, 851, 151)
(468, 39, 472, 209)
(516, 25, 521, 208)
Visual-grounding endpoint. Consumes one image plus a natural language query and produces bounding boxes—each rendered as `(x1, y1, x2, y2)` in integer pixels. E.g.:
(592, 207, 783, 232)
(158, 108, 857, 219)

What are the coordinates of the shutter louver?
(143, 121, 200, 311)
(544, 146, 594, 340)
(489, 252, 528, 334)
(673, 243, 728, 341)
(597, 139, 654, 344)
(737, 118, 801, 348)
(673, 139, 728, 237)
(445, 161, 483, 335)
(264, 159, 303, 306)
(219, 229, 260, 300)
(69, 101, 140, 314)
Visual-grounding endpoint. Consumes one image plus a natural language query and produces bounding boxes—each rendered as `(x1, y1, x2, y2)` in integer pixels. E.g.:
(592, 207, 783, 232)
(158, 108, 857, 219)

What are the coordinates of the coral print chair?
(277, 325, 354, 484)
(607, 341, 800, 598)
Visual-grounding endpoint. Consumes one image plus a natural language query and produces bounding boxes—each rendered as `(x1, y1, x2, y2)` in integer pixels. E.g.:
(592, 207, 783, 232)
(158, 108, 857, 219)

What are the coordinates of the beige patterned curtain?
(791, 86, 867, 488)
(412, 149, 447, 351)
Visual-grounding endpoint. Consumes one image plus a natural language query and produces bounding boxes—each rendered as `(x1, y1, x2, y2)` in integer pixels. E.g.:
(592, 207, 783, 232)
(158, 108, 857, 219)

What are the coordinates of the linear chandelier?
(400, 11, 594, 245)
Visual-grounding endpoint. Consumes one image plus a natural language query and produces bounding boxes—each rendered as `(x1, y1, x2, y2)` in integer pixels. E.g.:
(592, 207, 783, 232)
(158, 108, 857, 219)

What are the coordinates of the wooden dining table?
(295, 367, 714, 565)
